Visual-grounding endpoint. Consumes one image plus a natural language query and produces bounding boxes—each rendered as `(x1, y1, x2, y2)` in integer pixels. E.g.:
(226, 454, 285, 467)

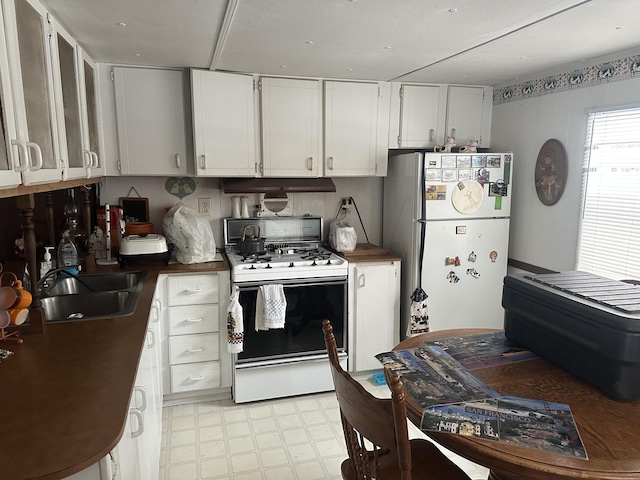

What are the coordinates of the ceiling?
(40, 0, 640, 86)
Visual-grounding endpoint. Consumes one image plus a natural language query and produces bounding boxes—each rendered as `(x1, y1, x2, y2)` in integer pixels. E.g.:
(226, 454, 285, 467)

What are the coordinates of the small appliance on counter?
(116, 233, 172, 267)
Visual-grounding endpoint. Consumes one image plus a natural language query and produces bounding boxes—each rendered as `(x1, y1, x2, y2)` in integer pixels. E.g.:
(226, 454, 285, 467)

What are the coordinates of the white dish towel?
(227, 286, 244, 353)
(255, 284, 286, 331)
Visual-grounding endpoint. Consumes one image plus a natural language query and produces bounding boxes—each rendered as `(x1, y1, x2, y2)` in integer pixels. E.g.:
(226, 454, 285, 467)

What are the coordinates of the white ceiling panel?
(37, 0, 640, 85)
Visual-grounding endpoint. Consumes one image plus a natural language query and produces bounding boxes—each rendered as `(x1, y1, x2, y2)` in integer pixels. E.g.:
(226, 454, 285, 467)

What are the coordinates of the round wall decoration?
(535, 139, 567, 206)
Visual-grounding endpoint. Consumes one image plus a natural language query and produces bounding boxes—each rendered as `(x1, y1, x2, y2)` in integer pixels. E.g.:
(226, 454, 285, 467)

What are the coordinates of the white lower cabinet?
(348, 260, 401, 373)
(161, 272, 231, 398)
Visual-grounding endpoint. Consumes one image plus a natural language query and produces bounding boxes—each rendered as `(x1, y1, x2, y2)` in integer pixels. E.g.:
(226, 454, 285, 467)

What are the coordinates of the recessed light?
(133, 53, 141, 57)
(280, 65, 287, 68)
(116, 22, 127, 27)
(448, 8, 458, 13)
(615, 25, 625, 30)
(520, 56, 527, 59)
(306, 41, 314, 45)
(347, 68, 353, 71)
(384, 46, 392, 50)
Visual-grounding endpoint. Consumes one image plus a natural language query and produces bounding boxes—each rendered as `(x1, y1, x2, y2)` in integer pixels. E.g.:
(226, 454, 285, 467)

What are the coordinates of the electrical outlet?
(198, 197, 212, 216)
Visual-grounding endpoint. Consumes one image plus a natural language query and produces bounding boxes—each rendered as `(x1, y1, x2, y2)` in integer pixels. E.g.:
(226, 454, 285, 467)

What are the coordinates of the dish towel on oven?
(255, 284, 286, 330)
(227, 286, 244, 353)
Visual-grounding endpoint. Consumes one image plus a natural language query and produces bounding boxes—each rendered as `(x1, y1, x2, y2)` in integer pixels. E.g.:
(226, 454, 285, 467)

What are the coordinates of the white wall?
(491, 76, 640, 272)
(98, 176, 384, 249)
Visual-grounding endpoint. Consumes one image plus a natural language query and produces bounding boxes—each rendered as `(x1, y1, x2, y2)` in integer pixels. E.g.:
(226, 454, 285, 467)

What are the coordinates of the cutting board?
(338, 243, 391, 257)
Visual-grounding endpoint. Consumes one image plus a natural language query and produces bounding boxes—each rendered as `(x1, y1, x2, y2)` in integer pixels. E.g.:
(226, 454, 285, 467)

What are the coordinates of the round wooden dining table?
(394, 328, 640, 480)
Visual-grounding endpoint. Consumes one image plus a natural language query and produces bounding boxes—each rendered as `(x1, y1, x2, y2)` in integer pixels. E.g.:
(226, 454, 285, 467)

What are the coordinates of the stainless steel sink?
(41, 271, 146, 295)
(39, 271, 147, 323)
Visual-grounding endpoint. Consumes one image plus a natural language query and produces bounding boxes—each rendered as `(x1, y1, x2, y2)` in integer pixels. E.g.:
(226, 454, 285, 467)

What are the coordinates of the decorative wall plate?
(535, 139, 567, 206)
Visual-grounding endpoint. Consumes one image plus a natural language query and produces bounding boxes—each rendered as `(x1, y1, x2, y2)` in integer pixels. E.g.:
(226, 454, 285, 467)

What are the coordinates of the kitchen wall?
(97, 176, 384, 250)
(491, 51, 640, 272)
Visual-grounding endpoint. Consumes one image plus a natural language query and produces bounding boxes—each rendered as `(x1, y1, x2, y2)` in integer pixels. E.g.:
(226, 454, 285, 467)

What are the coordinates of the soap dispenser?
(40, 246, 54, 278)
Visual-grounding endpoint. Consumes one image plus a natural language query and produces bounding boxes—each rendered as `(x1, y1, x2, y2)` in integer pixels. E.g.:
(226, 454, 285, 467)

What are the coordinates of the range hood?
(222, 178, 336, 193)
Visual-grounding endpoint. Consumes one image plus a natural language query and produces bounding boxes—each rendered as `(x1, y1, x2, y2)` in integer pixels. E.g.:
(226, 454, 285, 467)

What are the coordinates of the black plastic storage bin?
(502, 271, 640, 401)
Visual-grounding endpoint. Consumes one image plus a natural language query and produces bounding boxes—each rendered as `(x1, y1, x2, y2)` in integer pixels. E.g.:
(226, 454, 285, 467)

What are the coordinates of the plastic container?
(40, 246, 54, 278)
(58, 230, 80, 274)
(503, 271, 640, 401)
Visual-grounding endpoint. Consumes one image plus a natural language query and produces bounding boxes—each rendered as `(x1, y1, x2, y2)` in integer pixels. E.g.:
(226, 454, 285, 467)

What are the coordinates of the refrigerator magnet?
(468, 251, 477, 262)
(487, 155, 502, 168)
(425, 169, 442, 181)
(472, 155, 487, 168)
(442, 169, 458, 182)
(441, 156, 457, 168)
(458, 169, 473, 181)
(456, 155, 471, 168)
(446, 271, 460, 283)
(466, 268, 481, 279)
(476, 168, 490, 184)
(490, 251, 498, 262)
(426, 185, 447, 200)
(427, 158, 441, 168)
(489, 180, 507, 196)
(452, 180, 484, 214)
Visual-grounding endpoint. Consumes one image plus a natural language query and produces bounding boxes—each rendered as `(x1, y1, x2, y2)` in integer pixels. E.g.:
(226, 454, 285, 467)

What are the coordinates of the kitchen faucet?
(36, 266, 95, 293)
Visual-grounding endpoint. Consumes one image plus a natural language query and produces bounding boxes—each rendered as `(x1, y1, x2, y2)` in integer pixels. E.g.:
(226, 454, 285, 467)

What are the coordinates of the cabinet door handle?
(188, 375, 205, 381)
(429, 129, 435, 143)
(187, 347, 204, 353)
(307, 157, 313, 171)
(328, 156, 334, 170)
(133, 386, 147, 411)
(185, 317, 203, 323)
(10, 139, 29, 172)
(201, 154, 207, 170)
(146, 329, 156, 348)
(26, 142, 43, 171)
(358, 274, 366, 288)
(129, 408, 144, 438)
(90, 151, 99, 168)
(82, 150, 92, 167)
(175, 153, 181, 169)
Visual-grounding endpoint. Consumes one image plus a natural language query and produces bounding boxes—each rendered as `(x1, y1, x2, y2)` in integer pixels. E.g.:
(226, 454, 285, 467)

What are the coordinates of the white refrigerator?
(383, 151, 513, 338)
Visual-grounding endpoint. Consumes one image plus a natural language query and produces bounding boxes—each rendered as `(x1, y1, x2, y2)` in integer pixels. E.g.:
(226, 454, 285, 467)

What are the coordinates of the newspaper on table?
(376, 340, 587, 459)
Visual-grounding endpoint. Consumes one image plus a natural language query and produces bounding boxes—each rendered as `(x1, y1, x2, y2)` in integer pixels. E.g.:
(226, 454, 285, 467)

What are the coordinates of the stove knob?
(249, 265, 256, 269)
(311, 260, 317, 266)
(289, 262, 294, 268)
(326, 259, 332, 265)
(265, 264, 272, 269)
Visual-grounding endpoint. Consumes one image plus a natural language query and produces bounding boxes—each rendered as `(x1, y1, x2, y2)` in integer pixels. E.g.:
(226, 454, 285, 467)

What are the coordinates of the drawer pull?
(188, 375, 205, 381)
(187, 347, 204, 353)
(183, 287, 203, 294)
(184, 317, 203, 323)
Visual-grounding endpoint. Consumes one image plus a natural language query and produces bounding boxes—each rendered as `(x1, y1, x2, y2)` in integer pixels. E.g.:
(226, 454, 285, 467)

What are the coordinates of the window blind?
(576, 106, 640, 280)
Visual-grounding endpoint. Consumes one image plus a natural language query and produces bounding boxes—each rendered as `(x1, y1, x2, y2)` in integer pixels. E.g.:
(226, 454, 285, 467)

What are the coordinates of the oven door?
(235, 277, 347, 364)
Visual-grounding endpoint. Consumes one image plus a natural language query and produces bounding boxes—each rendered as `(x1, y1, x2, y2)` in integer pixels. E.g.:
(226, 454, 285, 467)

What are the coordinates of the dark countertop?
(0, 258, 229, 480)
(334, 243, 402, 263)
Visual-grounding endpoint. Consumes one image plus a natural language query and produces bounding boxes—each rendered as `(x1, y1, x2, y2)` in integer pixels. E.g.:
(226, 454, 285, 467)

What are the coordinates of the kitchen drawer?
(167, 274, 219, 306)
(170, 361, 221, 392)
(168, 304, 218, 336)
(169, 333, 219, 364)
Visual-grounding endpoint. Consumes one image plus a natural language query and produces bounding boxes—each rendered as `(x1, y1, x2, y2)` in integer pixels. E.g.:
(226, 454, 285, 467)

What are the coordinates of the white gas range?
(223, 216, 348, 403)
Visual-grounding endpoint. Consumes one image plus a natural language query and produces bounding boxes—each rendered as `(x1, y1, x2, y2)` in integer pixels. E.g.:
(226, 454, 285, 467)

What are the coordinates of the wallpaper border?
(493, 53, 640, 105)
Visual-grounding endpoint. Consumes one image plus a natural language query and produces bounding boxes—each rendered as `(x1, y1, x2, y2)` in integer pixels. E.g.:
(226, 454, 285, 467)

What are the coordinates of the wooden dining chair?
(322, 319, 472, 480)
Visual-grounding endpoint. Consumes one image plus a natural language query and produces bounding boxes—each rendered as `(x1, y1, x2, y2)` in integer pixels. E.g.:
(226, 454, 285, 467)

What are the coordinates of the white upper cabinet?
(2, 0, 63, 185)
(324, 80, 390, 177)
(259, 76, 321, 177)
(445, 85, 492, 148)
(392, 84, 445, 149)
(49, 15, 94, 180)
(0, 3, 23, 189)
(113, 67, 189, 176)
(77, 49, 103, 178)
(191, 69, 256, 177)
(389, 83, 492, 149)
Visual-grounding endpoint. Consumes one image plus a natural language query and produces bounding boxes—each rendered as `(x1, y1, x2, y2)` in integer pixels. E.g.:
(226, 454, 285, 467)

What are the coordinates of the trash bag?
(163, 203, 217, 264)
(328, 220, 357, 252)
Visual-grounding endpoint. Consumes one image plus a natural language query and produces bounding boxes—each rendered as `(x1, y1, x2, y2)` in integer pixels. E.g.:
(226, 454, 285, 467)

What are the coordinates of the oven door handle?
(235, 277, 347, 291)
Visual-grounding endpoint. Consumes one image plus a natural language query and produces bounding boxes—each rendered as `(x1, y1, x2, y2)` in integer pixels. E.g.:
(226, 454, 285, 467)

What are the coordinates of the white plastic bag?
(163, 203, 217, 264)
(328, 220, 357, 252)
